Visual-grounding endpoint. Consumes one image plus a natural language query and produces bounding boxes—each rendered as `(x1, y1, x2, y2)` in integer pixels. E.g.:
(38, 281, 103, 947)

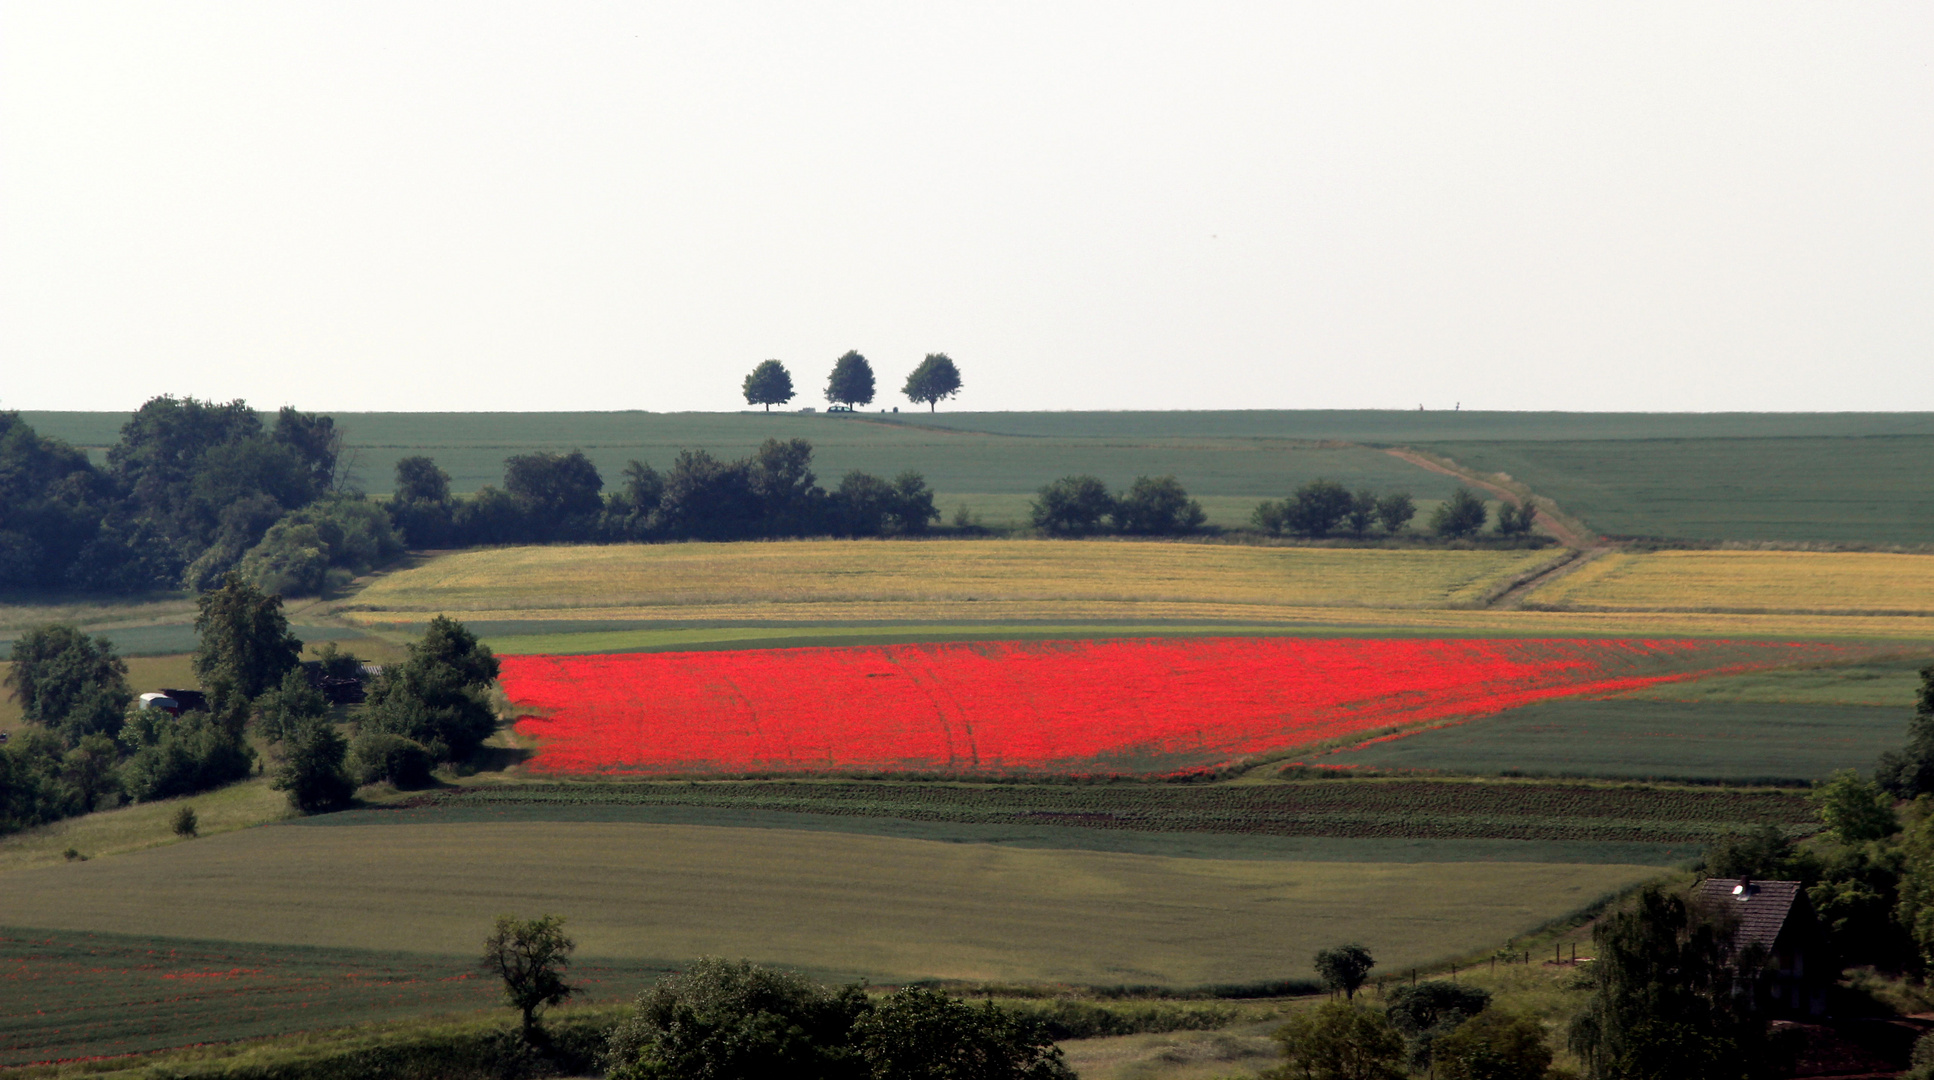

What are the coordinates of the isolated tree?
(193, 572, 302, 734)
(1433, 1009, 1554, 1080)
(1431, 488, 1488, 539)
(855, 987, 1075, 1080)
(1271, 1000, 1406, 1080)
(1112, 475, 1206, 535)
(825, 350, 876, 410)
(483, 914, 578, 1039)
(3, 624, 132, 747)
(1313, 943, 1375, 1001)
(1030, 476, 1115, 536)
(902, 353, 963, 412)
(1376, 492, 1416, 535)
(1568, 884, 1774, 1080)
(743, 359, 796, 411)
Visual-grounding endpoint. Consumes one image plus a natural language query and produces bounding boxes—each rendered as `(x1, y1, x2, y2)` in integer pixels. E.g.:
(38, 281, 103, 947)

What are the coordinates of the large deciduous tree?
(360, 615, 502, 762)
(1877, 664, 1934, 797)
(193, 572, 303, 733)
(3, 625, 132, 747)
(825, 350, 876, 410)
(902, 353, 963, 412)
(743, 359, 796, 411)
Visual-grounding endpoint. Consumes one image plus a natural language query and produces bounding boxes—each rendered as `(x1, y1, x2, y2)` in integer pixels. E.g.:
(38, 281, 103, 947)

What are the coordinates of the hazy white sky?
(3, 3, 1929, 413)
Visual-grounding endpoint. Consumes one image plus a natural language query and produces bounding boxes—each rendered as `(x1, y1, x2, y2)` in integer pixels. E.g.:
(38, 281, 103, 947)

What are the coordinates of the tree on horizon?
(825, 350, 876, 410)
(742, 360, 796, 411)
(902, 353, 963, 412)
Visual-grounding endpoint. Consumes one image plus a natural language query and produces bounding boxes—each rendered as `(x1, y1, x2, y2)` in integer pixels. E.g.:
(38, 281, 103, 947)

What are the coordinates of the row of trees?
(0, 400, 349, 592)
(1254, 481, 1537, 540)
(478, 937, 1071, 1080)
(386, 439, 939, 551)
(1028, 475, 1207, 536)
(0, 574, 504, 832)
(743, 352, 964, 412)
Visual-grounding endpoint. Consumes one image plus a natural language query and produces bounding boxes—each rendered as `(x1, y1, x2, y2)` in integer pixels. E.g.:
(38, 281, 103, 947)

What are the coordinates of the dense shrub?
(1030, 475, 1116, 535)
(118, 711, 255, 803)
(1111, 475, 1205, 535)
(348, 731, 437, 788)
(360, 617, 502, 762)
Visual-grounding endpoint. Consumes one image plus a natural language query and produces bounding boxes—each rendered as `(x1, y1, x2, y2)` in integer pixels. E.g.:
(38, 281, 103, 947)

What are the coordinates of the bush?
(1112, 476, 1205, 536)
(172, 805, 198, 837)
(272, 719, 355, 813)
(1433, 1009, 1553, 1080)
(348, 731, 437, 788)
(1030, 476, 1115, 535)
(359, 617, 502, 763)
(854, 987, 1073, 1080)
(119, 711, 255, 803)
(1432, 488, 1489, 538)
(1270, 1001, 1406, 1080)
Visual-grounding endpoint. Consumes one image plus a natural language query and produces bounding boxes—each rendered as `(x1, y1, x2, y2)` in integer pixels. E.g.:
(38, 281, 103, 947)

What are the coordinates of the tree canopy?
(902, 353, 963, 411)
(3, 625, 131, 747)
(193, 572, 303, 732)
(743, 359, 796, 411)
(826, 351, 876, 409)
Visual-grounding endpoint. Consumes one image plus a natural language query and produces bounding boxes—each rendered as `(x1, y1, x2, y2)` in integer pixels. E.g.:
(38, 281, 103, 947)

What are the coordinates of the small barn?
(1695, 876, 1829, 1016)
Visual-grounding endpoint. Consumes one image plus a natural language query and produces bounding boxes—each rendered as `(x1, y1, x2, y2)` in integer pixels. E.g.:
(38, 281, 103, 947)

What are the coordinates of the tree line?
(384, 438, 939, 551)
(1253, 480, 1536, 540)
(743, 351, 963, 413)
(1, 575, 502, 834)
(0, 399, 1549, 604)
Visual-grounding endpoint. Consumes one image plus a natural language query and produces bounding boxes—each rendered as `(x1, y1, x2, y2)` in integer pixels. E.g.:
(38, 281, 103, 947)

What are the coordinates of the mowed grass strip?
(1529, 551, 1934, 615)
(0, 821, 1658, 987)
(348, 542, 1559, 617)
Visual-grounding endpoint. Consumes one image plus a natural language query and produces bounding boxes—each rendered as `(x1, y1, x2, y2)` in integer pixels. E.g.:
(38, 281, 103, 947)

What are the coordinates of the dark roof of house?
(1696, 878, 1803, 952)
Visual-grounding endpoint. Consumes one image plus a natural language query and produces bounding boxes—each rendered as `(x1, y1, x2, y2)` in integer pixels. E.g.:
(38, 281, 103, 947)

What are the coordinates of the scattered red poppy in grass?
(501, 637, 1854, 776)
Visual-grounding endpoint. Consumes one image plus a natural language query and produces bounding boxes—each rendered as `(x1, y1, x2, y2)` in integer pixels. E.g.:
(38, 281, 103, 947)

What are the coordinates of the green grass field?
(1317, 699, 1909, 782)
(0, 817, 1658, 991)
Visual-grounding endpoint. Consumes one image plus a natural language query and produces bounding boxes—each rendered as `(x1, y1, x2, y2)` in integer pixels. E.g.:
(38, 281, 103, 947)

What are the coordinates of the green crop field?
(1420, 436, 1934, 545)
(1317, 699, 1911, 783)
(370, 777, 1812, 849)
(0, 927, 670, 1067)
(0, 818, 1657, 991)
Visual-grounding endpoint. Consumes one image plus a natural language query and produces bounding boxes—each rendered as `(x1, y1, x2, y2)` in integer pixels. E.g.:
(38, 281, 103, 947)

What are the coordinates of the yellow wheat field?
(1530, 551, 1934, 615)
(349, 541, 1562, 618)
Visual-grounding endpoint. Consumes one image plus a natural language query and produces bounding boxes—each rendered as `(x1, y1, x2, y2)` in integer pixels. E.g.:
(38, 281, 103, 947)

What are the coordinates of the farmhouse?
(1695, 876, 1828, 1016)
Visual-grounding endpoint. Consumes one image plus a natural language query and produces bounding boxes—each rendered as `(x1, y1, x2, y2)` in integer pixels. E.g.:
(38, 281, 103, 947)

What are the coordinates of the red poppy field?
(501, 636, 1855, 776)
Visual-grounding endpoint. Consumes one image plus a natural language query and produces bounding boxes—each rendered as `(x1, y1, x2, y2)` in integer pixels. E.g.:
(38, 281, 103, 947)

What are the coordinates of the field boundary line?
(1384, 447, 1602, 550)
